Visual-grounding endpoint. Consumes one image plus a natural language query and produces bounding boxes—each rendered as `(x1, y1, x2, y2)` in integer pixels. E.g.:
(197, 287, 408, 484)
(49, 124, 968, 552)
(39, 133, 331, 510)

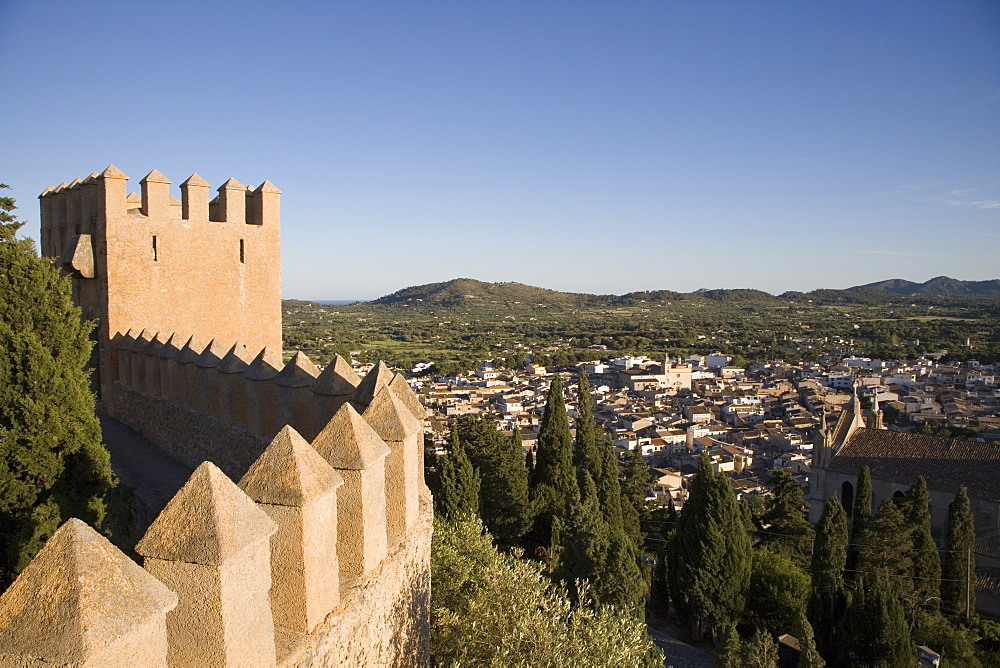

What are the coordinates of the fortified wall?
(0, 169, 431, 666)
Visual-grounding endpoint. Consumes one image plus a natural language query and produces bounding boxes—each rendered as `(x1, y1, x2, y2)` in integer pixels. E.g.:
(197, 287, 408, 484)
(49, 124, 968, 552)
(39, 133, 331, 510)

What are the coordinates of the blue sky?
(2, 0, 997, 299)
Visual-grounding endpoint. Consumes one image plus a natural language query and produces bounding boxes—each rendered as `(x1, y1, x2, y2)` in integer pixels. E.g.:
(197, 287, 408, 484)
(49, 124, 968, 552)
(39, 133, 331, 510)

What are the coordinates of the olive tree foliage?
(0, 185, 114, 586)
(431, 516, 663, 666)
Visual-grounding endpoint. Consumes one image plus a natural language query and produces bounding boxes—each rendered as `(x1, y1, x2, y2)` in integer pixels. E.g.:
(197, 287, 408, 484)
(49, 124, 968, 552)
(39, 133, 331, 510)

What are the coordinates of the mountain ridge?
(367, 276, 1000, 307)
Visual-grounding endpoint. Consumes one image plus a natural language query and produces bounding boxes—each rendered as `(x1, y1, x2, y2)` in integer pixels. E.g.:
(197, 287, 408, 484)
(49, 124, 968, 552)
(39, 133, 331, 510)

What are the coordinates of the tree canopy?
(0, 185, 115, 585)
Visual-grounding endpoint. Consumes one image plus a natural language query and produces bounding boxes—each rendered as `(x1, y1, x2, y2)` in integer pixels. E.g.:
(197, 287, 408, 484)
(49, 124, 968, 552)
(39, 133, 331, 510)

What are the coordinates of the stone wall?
(0, 399, 432, 666)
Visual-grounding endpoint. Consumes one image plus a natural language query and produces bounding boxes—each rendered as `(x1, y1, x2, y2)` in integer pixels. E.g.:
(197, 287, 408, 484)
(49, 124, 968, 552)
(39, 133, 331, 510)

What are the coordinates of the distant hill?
(371, 278, 609, 307)
(854, 276, 1000, 297)
(362, 277, 1000, 309)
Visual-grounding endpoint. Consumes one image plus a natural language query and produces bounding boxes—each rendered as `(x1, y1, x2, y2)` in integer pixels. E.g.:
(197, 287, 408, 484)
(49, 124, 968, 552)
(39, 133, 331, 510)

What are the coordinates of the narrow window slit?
(239, 239, 245, 264)
(152, 235, 158, 261)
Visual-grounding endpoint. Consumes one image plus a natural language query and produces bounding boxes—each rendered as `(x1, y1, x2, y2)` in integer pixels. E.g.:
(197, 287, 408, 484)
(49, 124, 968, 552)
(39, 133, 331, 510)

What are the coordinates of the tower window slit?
(152, 235, 158, 261)
(239, 239, 245, 264)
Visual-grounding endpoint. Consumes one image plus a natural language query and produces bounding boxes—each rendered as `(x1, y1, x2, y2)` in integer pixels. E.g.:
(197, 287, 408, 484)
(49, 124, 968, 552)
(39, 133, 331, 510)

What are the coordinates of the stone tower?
(38, 167, 282, 398)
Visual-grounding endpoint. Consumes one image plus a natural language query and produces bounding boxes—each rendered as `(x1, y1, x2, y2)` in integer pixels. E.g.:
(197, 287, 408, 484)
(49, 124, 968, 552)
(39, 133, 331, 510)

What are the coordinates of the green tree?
(431, 515, 663, 665)
(742, 629, 778, 667)
(529, 375, 575, 549)
(857, 498, 912, 600)
(435, 428, 479, 521)
(650, 542, 670, 617)
(796, 613, 826, 667)
(835, 570, 914, 667)
(715, 623, 743, 668)
(619, 445, 652, 549)
(846, 465, 873, 576)
(942, 485, 976, 621)
(808, 496, 848, 662)
(552, 470, 608, 604)
(455, 415, 531, 546)
(0, 185, 115, 584)
(760, 469, 814, 568)
(903, 476, 941, 614)
(668, 455, 752, 641)
(744, 547, 810, 637)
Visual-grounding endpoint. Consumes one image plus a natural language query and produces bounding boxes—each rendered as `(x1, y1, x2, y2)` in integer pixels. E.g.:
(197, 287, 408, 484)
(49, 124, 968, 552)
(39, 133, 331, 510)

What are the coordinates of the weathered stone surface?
(387, 372, 427, 421)
(240, 426, 343, 508)
(240, 427, 343, 638)
(313, 403, 391, 471)
(136, 461, 277, 565)
(352, 360, 395, 408)
(312, 355, 361, 397)
(0, 518, 176, 666)
(275, 351, 320, 388)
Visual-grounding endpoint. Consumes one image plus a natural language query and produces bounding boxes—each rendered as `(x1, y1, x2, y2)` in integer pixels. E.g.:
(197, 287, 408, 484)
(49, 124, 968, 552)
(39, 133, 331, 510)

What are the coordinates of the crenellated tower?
(39, 166, 282, 399)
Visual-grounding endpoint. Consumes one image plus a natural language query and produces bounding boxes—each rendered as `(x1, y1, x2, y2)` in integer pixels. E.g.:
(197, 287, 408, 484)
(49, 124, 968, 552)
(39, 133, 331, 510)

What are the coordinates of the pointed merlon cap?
(69, 177, 84, 189)
(218, 342, 254, 374)
(362, 385, 422, 442)
(54, 182, 69, 193)
(144, 331, 171, 356)
(116, 329, 137, 350)
(274, 351, 321, 388)
(84, 173, 100, 184)
(218, 177, 245, 192)
(180, 173, 210, 188)
(257, 180, 282, 194)
(140, 169, 171, 184)
(388, 372, 426, 420)
(168, 194, 182, 206)
(312, 355, 361, 396)
(39, 185, 55, 197)
(128, 329, 154, 353)
(126, 191, 142, 204)
(101, 165, 128, 179)
(195, 338, 230, 368)
(0, 518, 177, 663)
(157, 333, 182, 359)
(239, 426, 343, 507)
(353, 361, 395, 407)
(244, 346, 282, 381)
(312, 403, 391, 471)
(136, 462, 277, 566)
(178, 335, 207, 364)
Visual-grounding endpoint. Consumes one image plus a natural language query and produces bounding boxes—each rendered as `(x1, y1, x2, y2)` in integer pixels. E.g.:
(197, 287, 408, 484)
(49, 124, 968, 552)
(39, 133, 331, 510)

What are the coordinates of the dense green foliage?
(529, 376, 575, 549)
(903, 476, 942, 614)
(454, 414, 531, 546)
(835, 570, 914, 667)
(943, 485, 976, 621)
(808, 496, 848, 659)
(0, 186, 115, 586)
(667, 456, 752, 638)
(435, 428, 479, 521)
(744, 547, 810, 637)
(758, 469, 814, 568)
(430, 516, 663, 666)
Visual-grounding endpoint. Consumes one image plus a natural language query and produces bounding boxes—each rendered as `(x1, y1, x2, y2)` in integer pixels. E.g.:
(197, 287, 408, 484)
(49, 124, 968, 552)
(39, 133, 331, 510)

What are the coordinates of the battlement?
(0, 398, 432, 666)
(39, 168, 283, 400)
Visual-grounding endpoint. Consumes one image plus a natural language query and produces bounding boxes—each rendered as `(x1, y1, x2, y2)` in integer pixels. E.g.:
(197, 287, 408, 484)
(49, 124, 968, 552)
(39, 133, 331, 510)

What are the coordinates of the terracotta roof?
(827, 428, 1000, 501)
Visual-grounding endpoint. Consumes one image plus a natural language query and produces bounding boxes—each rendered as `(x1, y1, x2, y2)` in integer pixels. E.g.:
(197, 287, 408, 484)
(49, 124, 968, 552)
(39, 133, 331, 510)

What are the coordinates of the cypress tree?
(760, 469, 814, 568)
(455, 415, 531, 546)
(836, 570, 913, 667)
(942, 486, 976, 621)
(573, 372, 601, 477)
(796, 613, 826, 667)
(715, 624, 742, 668)
(529, 375, 576, 548)
(904, 477, 941, 613)
(598, 526, 644, 614)
(858, 498, 912, 600)
(808, 496, 848, 661)
(619, 445, 651, 549)
(668, 455, 752, 640)
(742, 629, 778, 667)
(436, 428, 480, 521)
(0, 185, 115, 584)
(846, 465, 873, 576)
(552, 470, 608, 605)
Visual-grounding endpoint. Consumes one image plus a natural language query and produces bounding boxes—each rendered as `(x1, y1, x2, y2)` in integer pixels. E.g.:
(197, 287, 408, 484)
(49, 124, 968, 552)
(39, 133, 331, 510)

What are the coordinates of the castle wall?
(39, 168, 282, 400)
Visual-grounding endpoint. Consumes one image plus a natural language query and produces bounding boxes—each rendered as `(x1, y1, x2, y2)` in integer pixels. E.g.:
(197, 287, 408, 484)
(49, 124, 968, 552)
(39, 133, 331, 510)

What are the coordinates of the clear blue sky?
(2, 0, 998, 300)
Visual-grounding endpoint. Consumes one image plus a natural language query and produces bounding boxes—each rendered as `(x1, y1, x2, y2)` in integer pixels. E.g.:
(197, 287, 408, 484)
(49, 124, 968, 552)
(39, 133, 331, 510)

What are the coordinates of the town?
(395, 351, 1000, 513)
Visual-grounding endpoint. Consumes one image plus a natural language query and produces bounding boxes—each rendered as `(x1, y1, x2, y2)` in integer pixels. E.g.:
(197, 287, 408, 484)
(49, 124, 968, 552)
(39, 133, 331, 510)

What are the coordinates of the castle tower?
(39, 167, 282, 400)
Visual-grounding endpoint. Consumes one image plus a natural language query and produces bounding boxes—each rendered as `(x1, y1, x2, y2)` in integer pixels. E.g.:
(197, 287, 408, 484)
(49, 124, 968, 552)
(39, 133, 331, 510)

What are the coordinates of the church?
(808, 392, 1000, 540)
